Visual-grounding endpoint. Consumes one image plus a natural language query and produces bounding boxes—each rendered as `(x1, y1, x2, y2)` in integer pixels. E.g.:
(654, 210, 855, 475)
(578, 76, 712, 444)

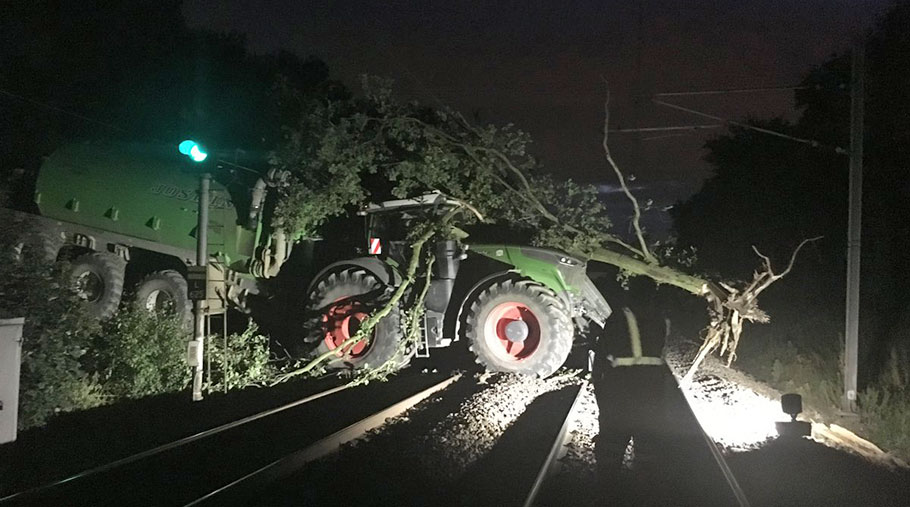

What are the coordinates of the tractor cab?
(359, 192, 461, 267)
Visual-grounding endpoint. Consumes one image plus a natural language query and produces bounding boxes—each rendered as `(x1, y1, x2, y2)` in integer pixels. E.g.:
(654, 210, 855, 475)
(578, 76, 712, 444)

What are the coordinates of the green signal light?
(178, 140, 208, 162)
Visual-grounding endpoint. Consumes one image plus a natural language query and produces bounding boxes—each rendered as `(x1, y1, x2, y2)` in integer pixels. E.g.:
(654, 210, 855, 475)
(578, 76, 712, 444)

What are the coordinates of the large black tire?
(70, 252, 126, 320)
(465, 278, 574, 377)
(133, 270, 192, 326)
(11, 230, 62, 263)
(306, 268, 409, 370)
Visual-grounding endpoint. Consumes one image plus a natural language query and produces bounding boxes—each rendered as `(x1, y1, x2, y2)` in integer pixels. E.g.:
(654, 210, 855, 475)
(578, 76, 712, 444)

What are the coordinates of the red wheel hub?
(323, 299, 372, 357)
(484, 302, 541, 360)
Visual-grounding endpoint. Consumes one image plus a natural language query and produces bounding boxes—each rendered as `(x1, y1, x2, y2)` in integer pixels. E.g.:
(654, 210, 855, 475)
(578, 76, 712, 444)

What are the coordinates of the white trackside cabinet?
(0, 317, 24, 444)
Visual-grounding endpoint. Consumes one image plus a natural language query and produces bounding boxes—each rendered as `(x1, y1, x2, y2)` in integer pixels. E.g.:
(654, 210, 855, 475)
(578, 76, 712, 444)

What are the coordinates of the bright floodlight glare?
(680, 381, 782, 451)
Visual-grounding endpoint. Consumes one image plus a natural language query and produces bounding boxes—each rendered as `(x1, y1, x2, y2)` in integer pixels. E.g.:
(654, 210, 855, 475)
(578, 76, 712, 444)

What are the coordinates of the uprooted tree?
(268, 76, 816, 383)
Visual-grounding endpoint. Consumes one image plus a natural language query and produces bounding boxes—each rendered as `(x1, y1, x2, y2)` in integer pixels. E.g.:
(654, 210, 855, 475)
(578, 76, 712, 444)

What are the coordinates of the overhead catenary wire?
(652, 98, 848, 155)
(614, 86, 820, 138)
(0, 88, 126, 132)
(653, 85, 812, 97)
(609, 124, 722, 133)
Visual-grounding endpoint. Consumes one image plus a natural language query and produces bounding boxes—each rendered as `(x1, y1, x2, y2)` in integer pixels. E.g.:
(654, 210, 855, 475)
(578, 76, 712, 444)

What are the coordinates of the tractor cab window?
(368, 211, 411, 242)
(366, 210, 421, 264)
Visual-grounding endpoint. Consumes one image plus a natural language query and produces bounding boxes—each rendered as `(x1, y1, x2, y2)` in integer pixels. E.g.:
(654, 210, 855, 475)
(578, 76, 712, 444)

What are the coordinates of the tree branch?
(602, 82, 657, 264)
(679, 236, 822, 384)
(270, 205, 464, 385)
(588, 247, 710, 296)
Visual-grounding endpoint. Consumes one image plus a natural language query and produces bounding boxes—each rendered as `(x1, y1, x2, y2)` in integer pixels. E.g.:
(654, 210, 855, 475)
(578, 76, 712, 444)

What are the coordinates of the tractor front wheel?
(465, 278, 573, 377)
(306, 268, 409, 370)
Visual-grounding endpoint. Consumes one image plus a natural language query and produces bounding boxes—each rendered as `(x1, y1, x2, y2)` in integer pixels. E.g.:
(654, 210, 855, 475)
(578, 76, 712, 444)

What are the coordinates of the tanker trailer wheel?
(70, 252, 126, 320)
(133, 270, 192, 327)
(11, 230, 62, 263)
(465, 278, 574, 377)
(306, 268, 409, 370)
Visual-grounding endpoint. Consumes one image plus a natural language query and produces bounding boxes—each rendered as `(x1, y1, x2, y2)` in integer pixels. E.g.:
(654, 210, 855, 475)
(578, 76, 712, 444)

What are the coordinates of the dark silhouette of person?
(593, 305, 676, 504)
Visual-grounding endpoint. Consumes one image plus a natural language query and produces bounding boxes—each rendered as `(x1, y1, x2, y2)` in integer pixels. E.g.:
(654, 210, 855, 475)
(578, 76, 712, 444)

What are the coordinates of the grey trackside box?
(0, 318, 24, 444)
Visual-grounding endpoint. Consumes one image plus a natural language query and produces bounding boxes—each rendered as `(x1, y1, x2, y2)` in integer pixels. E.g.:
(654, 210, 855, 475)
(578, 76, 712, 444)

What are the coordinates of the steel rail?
(522, 382, 585, 507)
(0, 380, 350, 503)
(671, 367, 752, 507)
(183, 373, 462, 507)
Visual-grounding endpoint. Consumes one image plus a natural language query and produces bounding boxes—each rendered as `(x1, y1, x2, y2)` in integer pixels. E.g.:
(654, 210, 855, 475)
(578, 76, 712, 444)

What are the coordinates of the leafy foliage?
(92, 308, 189, 399)
(0, 249, 104, 428)
(0, 220, 195, 426)
(271, 207, 460, 385)
(525, 175, 614, 255)
(862, 385, 910, 460)
(861, 342, 910, 459)
(206, 322, 276, 391)
(270, 76, 614, 252)
(737, 328, 844, 418)
(737, 324, 910, 461)
(673, 119, 845, 284)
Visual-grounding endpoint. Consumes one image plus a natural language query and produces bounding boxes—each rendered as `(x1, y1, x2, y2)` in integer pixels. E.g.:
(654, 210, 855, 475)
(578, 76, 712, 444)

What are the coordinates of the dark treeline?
(0, 1, 343, 208)
(673, 3, 910, 385)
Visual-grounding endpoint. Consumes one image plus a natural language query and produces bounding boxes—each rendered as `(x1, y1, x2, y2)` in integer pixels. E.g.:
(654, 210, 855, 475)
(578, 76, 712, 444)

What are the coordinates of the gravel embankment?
(666, 341, 909, 467)
(664, 342, 910, 506)
(665, 346, 783, 451)
(256, 344, 910, 507)
(417, 371, 582, 478)
(558, 381, 599, 472)
(258, 370, 584, 506)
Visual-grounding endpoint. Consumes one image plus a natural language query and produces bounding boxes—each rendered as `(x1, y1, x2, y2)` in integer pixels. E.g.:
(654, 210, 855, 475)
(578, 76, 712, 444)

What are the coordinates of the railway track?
(185, 374, 460, 506)
(0, 371, 460, 507)
(0, 383, 352, 504)
(241, 367, 748, 507)
(531, 366, 751, 507)
(453, 369, 749, 507)
(3, 364, 752, 507)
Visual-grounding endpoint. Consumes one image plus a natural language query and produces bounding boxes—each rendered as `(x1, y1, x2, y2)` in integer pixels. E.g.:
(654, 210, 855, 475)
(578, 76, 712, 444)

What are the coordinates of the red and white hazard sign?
(368, 237, 382, 255)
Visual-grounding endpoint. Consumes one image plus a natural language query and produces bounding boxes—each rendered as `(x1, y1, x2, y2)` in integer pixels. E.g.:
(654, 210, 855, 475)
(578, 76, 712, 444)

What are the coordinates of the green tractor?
(303, 194, 612, 377)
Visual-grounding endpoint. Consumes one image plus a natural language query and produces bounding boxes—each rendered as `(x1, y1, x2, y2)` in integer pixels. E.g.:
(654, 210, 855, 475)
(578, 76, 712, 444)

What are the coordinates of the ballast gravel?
(258, 370, 586, 506)
(415, 371, 583, 478)
(559, 381, 599, 472)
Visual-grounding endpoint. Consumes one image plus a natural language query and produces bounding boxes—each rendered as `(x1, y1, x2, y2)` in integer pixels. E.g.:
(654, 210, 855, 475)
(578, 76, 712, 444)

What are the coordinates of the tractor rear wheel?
(465, 278, 573, 377)
(134, 270, 192, 327)
(70, 252, 126, 320)
(306, 268, 409, 370)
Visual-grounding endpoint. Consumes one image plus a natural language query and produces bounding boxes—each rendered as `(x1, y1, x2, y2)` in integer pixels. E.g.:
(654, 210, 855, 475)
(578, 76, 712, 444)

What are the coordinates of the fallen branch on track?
(269, 206, 463, 386)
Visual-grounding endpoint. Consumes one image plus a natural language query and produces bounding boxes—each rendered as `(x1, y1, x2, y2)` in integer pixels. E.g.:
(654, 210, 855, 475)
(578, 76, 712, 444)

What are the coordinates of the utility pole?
(191, 173, 210, 401)
(844, 41, 865, 413)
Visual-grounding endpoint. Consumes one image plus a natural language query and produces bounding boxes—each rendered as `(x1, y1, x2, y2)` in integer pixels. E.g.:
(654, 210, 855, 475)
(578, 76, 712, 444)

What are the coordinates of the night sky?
(183, 0, 888, 220)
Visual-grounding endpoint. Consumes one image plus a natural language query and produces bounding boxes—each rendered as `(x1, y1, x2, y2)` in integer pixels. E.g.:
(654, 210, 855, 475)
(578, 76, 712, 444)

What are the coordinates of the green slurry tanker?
(6, 142, 612, 377)
(6, 142, 290, 323)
